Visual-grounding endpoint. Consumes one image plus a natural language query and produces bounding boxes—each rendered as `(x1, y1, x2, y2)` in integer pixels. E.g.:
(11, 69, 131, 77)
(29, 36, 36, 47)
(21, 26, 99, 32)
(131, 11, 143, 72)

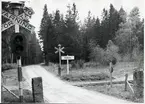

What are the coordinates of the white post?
(67, 56, 69, 74)
(14, 9, 19, 33)
(17, 57, 23, 102)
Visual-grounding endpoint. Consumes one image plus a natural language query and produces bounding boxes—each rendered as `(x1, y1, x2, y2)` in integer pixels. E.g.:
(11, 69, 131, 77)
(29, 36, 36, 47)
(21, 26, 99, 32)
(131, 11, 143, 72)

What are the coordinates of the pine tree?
(119, 7, 127, 23)
(108, 4, 120, 39)
(38, 4, 53, 64)
(63, 3, 81, 59)
(100, 8, 109, 48)
(94, 17, 101, 45)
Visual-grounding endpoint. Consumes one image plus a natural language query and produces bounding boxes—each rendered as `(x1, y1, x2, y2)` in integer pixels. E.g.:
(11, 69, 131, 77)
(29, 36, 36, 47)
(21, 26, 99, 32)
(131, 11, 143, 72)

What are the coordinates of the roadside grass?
(43, 62, 137, 82)
(61, 73, 111, 82)
(3, 89, 33, 103)
(42, 65, 111, 82)
(82, 84, 144, 103)
(2, 68, 33, 103)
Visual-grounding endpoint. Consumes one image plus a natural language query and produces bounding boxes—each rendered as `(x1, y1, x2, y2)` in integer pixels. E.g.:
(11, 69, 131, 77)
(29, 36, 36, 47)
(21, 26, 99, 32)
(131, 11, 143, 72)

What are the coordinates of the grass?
(42, 62, 137, 82)
(61, 73, 111, 82)
(2, 68, 33, 103)
(82, 84, 144, 103)
(43, 64, 112, 82)
(3, 89, 33, 103)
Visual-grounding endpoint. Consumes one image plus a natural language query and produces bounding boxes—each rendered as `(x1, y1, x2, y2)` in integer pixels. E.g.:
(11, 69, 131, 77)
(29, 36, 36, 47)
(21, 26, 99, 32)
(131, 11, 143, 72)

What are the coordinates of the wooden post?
(133, 70, 144, 98)
(32, 77, 44, 102)
(67, 57, 69, 75)
(58, 45, 61, 76)
(124, 74, 128, 91)
(109, 62, 112, 87)
(11, 53, 13, 63)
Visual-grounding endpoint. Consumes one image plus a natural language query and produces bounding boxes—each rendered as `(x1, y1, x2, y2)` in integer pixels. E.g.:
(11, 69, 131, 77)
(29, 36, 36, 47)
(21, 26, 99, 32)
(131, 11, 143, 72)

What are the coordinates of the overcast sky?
(2, 0, 145, 36)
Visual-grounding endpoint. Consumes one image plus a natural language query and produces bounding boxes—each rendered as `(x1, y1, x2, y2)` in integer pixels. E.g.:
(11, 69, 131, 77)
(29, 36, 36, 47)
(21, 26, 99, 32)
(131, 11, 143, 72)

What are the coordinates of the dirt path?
(22, 65, 131, 103)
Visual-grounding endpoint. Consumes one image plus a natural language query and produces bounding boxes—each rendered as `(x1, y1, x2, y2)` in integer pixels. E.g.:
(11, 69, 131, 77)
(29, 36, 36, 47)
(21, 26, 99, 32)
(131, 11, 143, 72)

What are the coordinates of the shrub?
(77, 60, 84, 69)
(89, 40, 120, 66)
(61, 73, 111, 82)
(70, 60, 84, 69)
(89, 45, 106, 65)
(85, 62, 99, 68)
(70, 61, 76, 68)
(2, 63, 17, 72)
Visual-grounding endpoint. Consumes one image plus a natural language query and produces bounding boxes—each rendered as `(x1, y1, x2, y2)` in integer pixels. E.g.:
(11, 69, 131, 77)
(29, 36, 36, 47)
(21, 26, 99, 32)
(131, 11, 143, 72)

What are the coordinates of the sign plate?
(61, 56, 74, 60)
(2, 13, 29, 31)
(23, 7, 34, 17)
(2, 10, 35, 32)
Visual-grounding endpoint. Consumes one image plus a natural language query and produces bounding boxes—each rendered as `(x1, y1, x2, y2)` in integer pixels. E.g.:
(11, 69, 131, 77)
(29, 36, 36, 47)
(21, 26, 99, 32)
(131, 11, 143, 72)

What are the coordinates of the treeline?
(2, 2, 43, 65)
(39, 3, 144, 65)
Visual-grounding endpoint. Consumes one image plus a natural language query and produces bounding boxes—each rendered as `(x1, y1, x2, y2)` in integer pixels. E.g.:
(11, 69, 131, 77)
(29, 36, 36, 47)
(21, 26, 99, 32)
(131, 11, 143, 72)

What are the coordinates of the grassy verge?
(42, 65, 112, 82)
(42, 62, 137, 82)
(61, 73, 111, 82)
(82, 84, 144, 103)
(2, 68, 33, 103)
(3, 89, 33, 103)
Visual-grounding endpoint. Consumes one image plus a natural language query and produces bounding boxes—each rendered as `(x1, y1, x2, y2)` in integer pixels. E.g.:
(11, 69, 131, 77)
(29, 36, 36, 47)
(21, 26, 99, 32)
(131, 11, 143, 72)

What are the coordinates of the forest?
(2, 2, 144, 66)
(39, 3, 144, 65)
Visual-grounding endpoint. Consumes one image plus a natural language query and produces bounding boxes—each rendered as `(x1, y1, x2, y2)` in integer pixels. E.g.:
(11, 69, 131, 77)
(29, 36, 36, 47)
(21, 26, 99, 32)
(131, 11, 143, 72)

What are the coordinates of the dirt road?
(23, 65, 131, 103)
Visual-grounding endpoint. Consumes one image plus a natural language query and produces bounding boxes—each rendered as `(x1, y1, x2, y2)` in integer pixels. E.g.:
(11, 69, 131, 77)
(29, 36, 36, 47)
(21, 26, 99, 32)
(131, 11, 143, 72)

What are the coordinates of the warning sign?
(2, 10, 35, 32)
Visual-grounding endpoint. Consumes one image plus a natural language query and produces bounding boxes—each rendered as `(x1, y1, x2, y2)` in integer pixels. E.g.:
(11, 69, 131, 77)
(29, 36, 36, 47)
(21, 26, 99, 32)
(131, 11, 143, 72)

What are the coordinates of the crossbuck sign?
(2, 8, 35, 32)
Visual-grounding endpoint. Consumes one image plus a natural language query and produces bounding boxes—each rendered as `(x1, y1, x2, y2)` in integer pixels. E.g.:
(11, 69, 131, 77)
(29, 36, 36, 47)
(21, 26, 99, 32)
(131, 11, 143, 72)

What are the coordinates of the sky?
(2, 0, 145, 37)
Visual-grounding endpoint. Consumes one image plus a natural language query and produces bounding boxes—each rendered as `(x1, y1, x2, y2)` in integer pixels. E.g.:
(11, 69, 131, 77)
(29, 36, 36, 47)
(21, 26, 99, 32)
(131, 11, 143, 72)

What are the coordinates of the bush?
(70, 60, 84, 69)
(2, 63, 17, 72)
(89, 40, 120, 66)
(61, 73, 111, 82)
(84, 62, 99, 68)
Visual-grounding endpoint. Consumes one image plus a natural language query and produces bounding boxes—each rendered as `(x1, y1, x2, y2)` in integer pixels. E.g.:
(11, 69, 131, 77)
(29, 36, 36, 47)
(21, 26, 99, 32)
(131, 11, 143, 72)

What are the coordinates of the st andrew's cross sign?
(2, 9, 35, 32)
(2, 12, 30, 31)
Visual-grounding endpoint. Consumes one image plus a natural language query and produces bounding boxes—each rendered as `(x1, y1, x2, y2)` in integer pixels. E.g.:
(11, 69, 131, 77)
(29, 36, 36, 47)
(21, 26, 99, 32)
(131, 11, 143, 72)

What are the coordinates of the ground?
(2, 69, 32, 103)
(2, 62, 143, 103)
(43, 62, 143, 103)
(82, 84, 144, 103)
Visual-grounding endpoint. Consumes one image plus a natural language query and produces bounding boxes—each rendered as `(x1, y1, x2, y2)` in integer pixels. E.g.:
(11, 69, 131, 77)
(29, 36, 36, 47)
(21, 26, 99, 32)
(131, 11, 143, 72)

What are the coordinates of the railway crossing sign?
(2, 9, 35, 32)
(55, 44, 65, 76)
(1, 2, 35, 102)
(23, 7, 34, 18)
(61, 55, 74, 74)
(55, 45, 64, 54)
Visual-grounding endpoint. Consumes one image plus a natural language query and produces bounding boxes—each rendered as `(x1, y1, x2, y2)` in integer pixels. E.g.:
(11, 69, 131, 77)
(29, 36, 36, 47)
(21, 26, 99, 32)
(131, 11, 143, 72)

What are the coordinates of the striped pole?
(14, 7, 23, 102)
(17, 56, 23, 102)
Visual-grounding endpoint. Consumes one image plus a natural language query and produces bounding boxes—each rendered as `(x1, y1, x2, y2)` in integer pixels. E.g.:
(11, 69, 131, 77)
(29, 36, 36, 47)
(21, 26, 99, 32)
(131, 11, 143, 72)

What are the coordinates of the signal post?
(2, 1, 35, 102)
(55, 44, 64, 76)
(12, 3, 24, 102)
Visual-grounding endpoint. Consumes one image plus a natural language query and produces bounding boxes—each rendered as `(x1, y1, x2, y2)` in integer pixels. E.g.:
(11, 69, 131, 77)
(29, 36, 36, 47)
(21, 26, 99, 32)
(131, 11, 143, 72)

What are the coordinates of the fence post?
(109, 62, 113, 87)
(133, 70, 144, 98)
(32, 77, 44, 102)
(124, 74, 128, 91)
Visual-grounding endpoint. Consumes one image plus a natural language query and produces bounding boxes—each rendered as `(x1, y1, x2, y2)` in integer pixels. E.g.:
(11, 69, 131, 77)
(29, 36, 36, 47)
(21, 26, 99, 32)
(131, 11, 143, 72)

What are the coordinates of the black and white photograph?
(1, 0, 144, 103)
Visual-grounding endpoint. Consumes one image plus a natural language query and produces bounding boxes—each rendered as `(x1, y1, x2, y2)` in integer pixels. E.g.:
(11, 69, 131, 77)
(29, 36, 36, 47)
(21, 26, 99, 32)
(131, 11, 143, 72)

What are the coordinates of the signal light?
(10, 33, 25, 55)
